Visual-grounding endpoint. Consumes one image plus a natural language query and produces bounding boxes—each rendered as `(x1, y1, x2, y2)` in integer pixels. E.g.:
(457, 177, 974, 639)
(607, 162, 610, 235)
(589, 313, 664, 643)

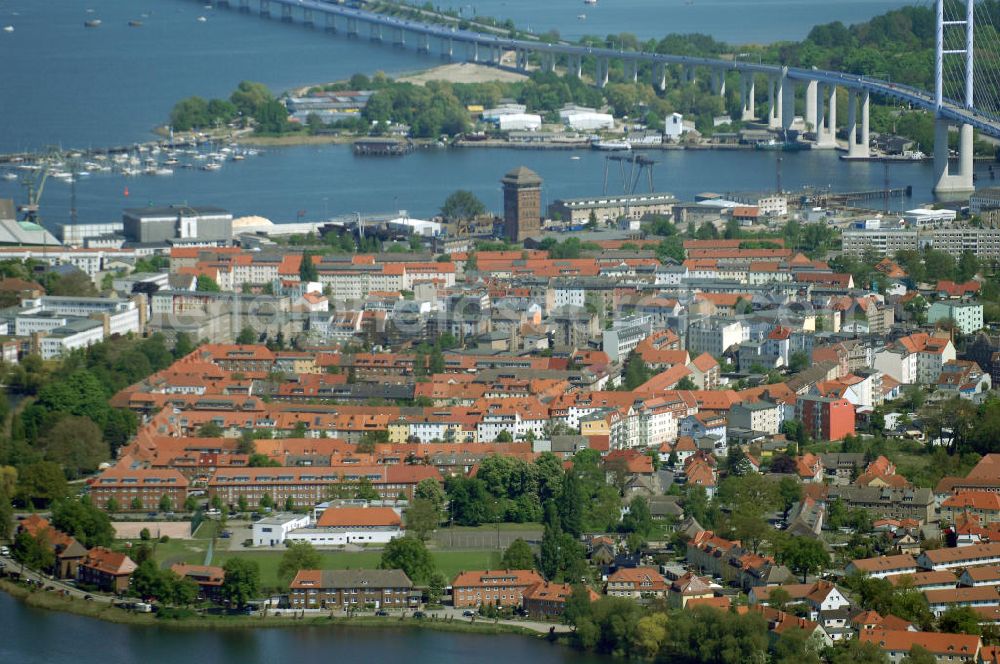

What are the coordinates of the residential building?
(859, 629, 982, 664)
(606, 566, 669, 599)
(288, 569, 416, 610)
(451, 569, 545, 608)
(728, 400, 781, 435)
(846, 554, 919, 579)
(252, 513, 312, 547)
(522, 581, 599, 619)
(86, 468, 189, 511)
(170, 564, 225, 603)
(917, 542, 1000, 571)
(796, 395, 855, 441)
(928, 301, 984, 335)
(78, 547, 137, 594)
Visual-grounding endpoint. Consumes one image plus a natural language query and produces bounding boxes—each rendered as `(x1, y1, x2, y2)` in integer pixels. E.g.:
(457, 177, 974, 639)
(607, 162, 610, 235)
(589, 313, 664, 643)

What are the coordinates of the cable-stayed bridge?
(216, 0, 1000, 195)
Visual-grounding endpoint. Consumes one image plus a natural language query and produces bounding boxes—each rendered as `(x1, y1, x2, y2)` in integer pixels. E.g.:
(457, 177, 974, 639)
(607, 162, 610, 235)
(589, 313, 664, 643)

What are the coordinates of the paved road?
(0, 554, 113, 604)
(264, 604, 571, 634)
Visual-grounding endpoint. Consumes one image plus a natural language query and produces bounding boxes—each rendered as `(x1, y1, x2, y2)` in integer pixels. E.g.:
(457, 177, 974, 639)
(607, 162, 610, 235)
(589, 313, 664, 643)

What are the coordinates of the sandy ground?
(397, 62, 529, 85)
(113, 522, 193, 540)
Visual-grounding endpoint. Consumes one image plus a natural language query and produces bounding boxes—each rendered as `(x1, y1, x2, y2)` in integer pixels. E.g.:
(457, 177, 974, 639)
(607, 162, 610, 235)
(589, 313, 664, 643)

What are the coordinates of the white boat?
(230, 154, 245, 161)
(570, 155, 581, 160)
(2, 173, 18, 181)
(577, 14, 586, 20)
(592, 139, 631, 151)
(2, 26, 13, 33)
(583, 0, 597, 5)
(197, 16, 207, 22)
(154, 168, 174, 176)
(201, 162, 222, 171)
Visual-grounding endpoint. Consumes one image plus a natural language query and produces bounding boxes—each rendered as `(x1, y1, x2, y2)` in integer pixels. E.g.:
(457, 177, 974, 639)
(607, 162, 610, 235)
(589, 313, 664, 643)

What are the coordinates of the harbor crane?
(603, 152, 657, 221)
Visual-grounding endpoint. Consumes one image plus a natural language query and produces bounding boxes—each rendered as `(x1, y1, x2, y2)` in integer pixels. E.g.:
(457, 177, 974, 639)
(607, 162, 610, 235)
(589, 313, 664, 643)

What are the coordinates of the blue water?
(460, 0, 914, 43)
(0, 0, 950, 227)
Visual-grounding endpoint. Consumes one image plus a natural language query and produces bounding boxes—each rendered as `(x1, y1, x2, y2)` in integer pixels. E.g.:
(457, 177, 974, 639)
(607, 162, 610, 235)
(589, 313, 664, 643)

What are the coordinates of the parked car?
(375, 609, 389, 616)
(219, 530, 232, 539)
(462, 610, 475, 617)
(0, 545, 10, 556)
(413, 611, 426, 619)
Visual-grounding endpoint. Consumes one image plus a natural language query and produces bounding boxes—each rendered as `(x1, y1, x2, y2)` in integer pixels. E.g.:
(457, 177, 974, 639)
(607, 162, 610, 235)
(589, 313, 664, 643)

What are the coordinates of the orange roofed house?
(606, 566, 669, 599)
(87, 467, 190, 511)
(170, 564, 225, 603)
(522, 581, 599, 619)
(78, 547, 137, 594)
(859, 629, 981, 664)
(452, 569, 545, 609)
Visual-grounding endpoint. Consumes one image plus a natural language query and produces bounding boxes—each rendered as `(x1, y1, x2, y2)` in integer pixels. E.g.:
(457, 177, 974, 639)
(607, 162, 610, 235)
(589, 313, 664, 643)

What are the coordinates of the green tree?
(415, 478, 446, 510)
(277, 541, 322, 585)
(158, 494, 173, 513)
(198, 421, 224, 438)
(620, 496, 653, 537)
(299, 250, 319, 282)
(827, 639, 890, 664)
(0, 488, 13, 541)
(196, 274, 221, 292)
(405, 498, 441, 541)
(15, 461, 67, 508)
(37, 415, 109, 478)
(13, 531, 55, 571)
(500, 538, 536, 569)
(901, 645, 937, 664)
(236, 327, 257, 345)
(427, 571, 446, 606)
(622, 351, 652, 390)
(51, 497, 114, 548)
(778, 536, 830, 582)
(222, 558, 261, 608)
(379, 536, 435, 584)
(440, 190, 485, 222)
(937, 605, 982, 635)
(355, 477, 380, 501)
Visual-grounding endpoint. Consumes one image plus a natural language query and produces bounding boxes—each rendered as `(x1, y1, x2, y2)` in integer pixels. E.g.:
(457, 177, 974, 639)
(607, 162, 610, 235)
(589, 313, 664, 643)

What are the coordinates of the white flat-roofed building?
(497, 113, 542, 132)
(252, 513, 312, 547)
(38, 318, 105, 359)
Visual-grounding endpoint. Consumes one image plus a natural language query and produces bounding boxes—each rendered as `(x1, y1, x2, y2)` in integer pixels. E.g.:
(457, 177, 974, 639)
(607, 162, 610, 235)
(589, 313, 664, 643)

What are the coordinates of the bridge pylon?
(932, 0, 975, 195)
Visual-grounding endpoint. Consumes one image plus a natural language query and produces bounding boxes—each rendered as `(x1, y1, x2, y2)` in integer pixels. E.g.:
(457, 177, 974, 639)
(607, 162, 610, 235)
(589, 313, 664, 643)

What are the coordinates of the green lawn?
(162, 547, 502, 588)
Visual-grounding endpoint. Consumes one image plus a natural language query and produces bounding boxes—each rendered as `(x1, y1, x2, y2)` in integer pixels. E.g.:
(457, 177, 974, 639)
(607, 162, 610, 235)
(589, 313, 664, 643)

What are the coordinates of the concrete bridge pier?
(259, 0, 269, 17)
(683, 66, 695, 84)
(933, 119, 975, 195)
(545, 52, 558, 74)
(740, 73, 755, 121)
(441, 37, 453, 59)
(302, 8, 313, 26)
(324, 12, 336, 32)
(711, 70, 726, 97)
(515, 48, 528, 71)
(239, 0, 249, 13)
(596, 58, 609, 88)
(805, 80, 818, 132)
(392, 27, 405, 47)
(781, 74, 795, 132)
(654, 63, 666, 91)
(767, 76, 783, 129)
(625, 59, 638, 83)
(346, 17, 358, 36)
(370, 23, 382, 42)
(469, 41, 480, 63)
(280, 3, 292, 22)
(572, 56, 583, 79)
(846, 89, 871, 158)
(416, 34, 430, 53)
(814, 84, 838, 149)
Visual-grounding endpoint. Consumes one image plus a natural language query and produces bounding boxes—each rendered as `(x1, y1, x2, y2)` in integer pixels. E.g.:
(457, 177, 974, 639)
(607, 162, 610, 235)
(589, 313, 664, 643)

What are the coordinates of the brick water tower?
(501, 166, 542, 243)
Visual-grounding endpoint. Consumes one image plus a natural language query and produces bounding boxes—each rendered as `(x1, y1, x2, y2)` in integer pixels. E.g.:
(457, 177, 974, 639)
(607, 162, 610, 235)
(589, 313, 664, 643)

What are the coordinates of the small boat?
(128, 20, 142, 27)
(230, 153, 245, 161)
(570, 155, 581, 160)
(84, 19, 101, 28)
(201, 162, 222, 171)
(2, 26, 13, 33)
(154, 168, 174, 176)
(197, 16, 207, 22)
(583, 0, 597, 5)
(2, 172, 18, 181)
(591, 139, 631, 151)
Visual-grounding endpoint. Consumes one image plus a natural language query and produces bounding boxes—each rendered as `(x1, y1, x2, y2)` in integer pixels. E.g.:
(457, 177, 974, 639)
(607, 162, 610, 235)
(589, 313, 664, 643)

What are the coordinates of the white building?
(252, 513, 312, 547)
(927, 301, 984, 335)
(562, 111, 615, 131)
(664, 113, 686, 141)
(686, 317, 744, 357)
(728, 401, 782, 435)
(603, 315, 653, 362)
(497, 113, 542, 132)
(38, 319, 106, 359)
(285, 506, 403, 547)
